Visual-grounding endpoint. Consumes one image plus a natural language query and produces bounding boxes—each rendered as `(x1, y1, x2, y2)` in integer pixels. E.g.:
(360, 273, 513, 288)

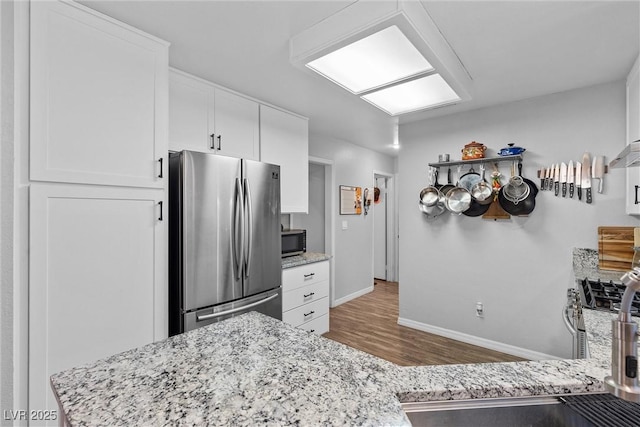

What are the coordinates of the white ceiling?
(80, 1, 640, 156)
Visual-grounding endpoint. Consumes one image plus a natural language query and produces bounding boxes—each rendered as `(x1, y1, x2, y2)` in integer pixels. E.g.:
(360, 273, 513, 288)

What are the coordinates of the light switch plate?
(342, 220, 348, 230)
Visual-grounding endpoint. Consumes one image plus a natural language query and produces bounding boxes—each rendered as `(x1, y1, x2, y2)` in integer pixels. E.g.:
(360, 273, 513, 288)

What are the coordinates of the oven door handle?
(563, 304, 577, 335)
(196, 293, 279, 322)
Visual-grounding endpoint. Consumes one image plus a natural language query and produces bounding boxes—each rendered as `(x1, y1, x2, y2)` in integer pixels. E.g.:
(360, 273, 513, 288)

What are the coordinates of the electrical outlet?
(476, 302, 484, 317)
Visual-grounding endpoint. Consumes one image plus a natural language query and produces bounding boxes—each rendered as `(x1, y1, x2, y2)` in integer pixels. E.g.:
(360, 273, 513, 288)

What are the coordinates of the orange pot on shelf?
(461, 141, 486, 160)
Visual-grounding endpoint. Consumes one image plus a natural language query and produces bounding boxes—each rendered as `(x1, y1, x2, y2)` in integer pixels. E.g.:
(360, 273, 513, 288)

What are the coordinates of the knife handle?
(586, 188, 592, 204)
(562, 183, 567, 197)
(555, 181, 559, 196)
(578, 187, 582, 200)
(598, 178, 604, 194)
(569, 183, 574, 198)
(540, 178, 545, 190)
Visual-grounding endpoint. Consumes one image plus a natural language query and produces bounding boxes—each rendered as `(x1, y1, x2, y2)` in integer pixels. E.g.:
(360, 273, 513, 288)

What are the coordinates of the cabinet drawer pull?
(158, 158, 163, 178)
(217, 135, 222, 150)
(158, 201, 163, 221)
(210, 133, 216, 150)
(303, 310, 315, 317)
(303, 292, 315, 298)
(303, 273, 315, 279)
(635, 185, 639, 205)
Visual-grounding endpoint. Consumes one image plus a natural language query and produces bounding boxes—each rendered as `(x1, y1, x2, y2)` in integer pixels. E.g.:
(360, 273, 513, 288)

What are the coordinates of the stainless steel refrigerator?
(168, 150, 282, 336)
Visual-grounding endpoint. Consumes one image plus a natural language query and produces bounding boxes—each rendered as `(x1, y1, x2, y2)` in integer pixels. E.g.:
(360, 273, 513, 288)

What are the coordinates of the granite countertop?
(51, 310, 615, 427)
(572, 247, 627, 284)
(281, 252, 331, 269)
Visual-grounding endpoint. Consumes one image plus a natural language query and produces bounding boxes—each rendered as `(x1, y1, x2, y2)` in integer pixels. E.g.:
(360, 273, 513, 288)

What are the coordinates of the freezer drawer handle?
(303, 273, 315, 279)
(195, 293, 279, 322)
(303, 310, 315, 317)
(303, 292, 315, 298)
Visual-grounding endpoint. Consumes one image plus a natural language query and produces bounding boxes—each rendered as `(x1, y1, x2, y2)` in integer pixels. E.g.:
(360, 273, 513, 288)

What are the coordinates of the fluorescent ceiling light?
(306, 25, 433, 94)
(361, 74, 460, 116)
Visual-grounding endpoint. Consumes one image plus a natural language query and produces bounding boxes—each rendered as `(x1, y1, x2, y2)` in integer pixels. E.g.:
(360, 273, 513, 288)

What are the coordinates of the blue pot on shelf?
(498, 143, 526, 156)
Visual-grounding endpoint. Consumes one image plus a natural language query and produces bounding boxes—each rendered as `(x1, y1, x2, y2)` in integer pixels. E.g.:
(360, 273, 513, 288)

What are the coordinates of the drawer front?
(282, 280, 329, 312)
(282, 297, 329, 327)
(282, 261, 329, 292)
(299, 314, 329, 335)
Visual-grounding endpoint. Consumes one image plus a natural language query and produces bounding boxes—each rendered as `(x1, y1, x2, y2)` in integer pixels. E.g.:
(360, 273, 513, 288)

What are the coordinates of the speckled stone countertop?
(51, 309, 617, 427)
(573, 247, 626, 283)
(281, 252, 331, 269)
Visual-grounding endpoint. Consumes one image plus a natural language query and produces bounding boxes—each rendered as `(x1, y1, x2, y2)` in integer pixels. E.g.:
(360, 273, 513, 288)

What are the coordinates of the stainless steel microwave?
(281, 229, 306, 257)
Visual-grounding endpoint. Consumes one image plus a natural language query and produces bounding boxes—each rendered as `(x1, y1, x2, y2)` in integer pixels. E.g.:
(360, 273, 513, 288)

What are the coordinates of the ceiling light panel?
(306, 25, 433, 94)
(361, 74, 460, 116)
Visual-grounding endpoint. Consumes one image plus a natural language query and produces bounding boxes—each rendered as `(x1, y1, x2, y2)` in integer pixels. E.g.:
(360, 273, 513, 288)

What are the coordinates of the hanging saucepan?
(459, 166, 482, 192)
(439, 167, 455, 197)
(498, 161, 537, 216)
(445, 165, 472, 214)
(463, 164, 493, 217)
(470, 164, 494, 205)
(419, 167, 442, 207)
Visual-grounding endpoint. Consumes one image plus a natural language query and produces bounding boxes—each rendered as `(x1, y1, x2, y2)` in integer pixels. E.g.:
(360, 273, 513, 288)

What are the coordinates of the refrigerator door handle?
(243, 178, 253, 279)
(195, 293, 279, 321)
(233, 177, 244, 280)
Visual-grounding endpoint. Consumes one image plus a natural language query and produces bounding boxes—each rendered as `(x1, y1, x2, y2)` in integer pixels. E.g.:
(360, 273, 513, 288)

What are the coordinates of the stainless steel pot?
(445, 165, 472, 214)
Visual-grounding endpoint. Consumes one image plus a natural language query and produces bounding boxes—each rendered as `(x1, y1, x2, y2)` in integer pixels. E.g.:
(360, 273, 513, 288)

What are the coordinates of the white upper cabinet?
(30, 0, 169, 188)
(169, 69, 259, 160)
(626, 56, 640, 214)
(260, 105, 309, 213)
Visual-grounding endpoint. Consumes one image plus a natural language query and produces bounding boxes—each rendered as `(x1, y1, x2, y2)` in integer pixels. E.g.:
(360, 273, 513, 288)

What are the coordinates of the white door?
(30, 0, 168, 188)
(29, 184, 166, 417)
(374, 177, 387, 280)
(213, 88, 260, 160)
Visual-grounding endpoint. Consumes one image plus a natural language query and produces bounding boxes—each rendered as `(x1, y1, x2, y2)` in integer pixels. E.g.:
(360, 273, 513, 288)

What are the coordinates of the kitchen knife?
(539, 167, 546, 190)
(544, 166, 551, 190)
(554, 163, 560, 196)
(581, 152, 592, 204)
(567, 160, 574, 198)
(560, 162, 567, 197)
(576, 161, 582, 200)
(593, 155, 605, 193)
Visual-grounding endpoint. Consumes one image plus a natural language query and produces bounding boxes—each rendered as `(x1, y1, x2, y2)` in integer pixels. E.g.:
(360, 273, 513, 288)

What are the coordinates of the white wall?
(309, 134, 395, 303)
(0, 0, 14, 412)
(399, 80, 639, 359)
(292, 163, 325, 253)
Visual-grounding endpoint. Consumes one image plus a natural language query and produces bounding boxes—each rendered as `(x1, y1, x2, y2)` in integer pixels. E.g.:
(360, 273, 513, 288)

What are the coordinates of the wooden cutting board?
(598, 226, 636, 271)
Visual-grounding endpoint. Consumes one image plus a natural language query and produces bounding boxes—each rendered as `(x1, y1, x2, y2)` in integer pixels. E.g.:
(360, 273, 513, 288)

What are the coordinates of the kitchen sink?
(401, 393, 640, 427)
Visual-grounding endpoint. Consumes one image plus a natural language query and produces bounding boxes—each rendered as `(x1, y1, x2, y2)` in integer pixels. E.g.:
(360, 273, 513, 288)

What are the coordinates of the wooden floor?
(322, 280, 526, 366)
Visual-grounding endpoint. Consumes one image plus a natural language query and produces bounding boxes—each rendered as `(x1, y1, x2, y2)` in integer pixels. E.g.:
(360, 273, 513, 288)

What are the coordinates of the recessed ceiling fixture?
(306, 25, 434, 95)
(290, 0, 471, 117)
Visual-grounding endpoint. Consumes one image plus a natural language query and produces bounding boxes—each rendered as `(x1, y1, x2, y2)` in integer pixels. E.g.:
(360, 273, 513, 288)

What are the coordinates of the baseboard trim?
(397, 317, 559, 361)
(332, 285, 374, 308)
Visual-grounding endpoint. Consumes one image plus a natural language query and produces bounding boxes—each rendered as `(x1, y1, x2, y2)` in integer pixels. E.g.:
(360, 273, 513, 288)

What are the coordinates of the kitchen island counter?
(51, 311, 614, 426)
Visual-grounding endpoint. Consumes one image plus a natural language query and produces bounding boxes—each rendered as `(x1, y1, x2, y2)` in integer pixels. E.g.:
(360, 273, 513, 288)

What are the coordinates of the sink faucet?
(604, 268, 640, 402)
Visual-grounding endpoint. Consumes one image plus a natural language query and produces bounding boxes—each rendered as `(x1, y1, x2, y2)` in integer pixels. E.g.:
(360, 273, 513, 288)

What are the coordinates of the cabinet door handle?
(303, 292, 315, 298)
(303, 310, 315, 317)
(635, 185, 639, 205)
(303, 273, 315, 279)
(158, 201, 163, 221)
(217, 135, 222, 151)
(158, 158, 163, 178)
(210, 133, 216, 150)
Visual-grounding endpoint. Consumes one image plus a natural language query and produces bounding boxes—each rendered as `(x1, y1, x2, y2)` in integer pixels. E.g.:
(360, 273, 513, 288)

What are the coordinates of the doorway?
(372, 171, 396, 282)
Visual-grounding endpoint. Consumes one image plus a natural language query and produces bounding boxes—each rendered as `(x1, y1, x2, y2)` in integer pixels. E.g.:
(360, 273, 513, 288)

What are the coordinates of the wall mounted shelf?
(428, 154, 523, 168)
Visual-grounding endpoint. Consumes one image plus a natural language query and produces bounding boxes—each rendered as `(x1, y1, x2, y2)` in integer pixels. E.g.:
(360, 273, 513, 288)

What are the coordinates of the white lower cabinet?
(29, 183, 166, 418)
(282, 261, 330, 335)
